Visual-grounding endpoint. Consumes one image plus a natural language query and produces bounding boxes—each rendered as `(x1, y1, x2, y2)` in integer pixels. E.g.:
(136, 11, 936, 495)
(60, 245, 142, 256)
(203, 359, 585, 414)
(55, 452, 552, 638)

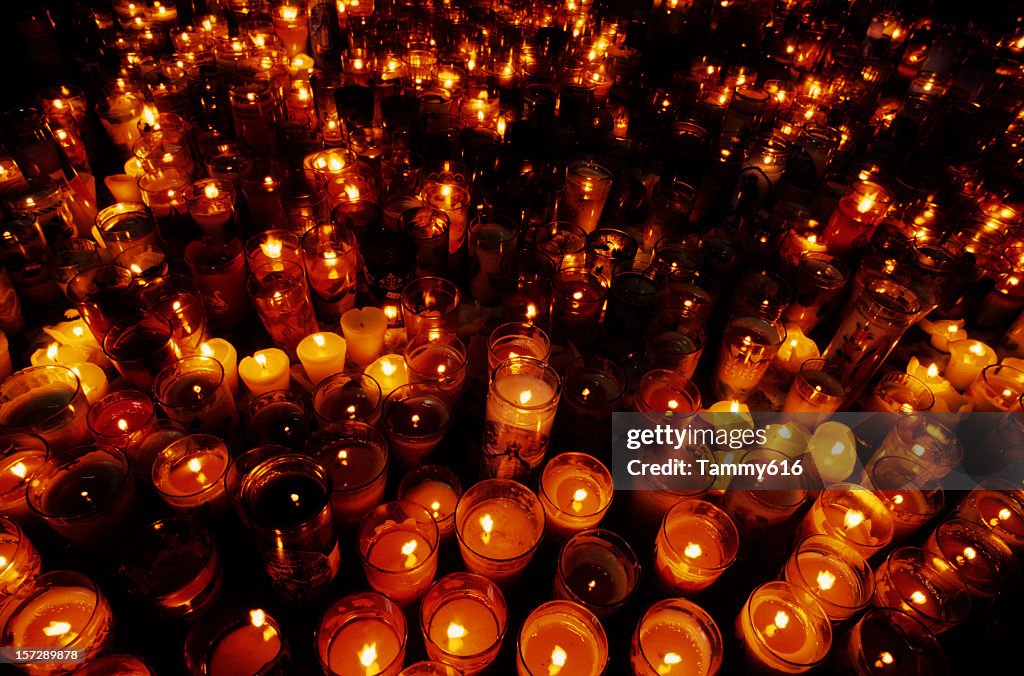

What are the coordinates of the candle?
(405, 335, 469, 401)
(398, 466, 462, 540)
(968, 363, 1024, 411)
(153, 356, 238, 435)
(957, 482, 1024, 551)
(309, 421, 389, 524)
(797, 485, 895, 558)
(564, 161, 614, 234)
(0, 517, 41, 595)
(204, 609, 286, 676)
(713, 316, 787, 401)
(359, 501, 440, 604)
(806, 421, 857, 484)
(870, 415, 962, 482)
(29, 342, 94, 369)
(199, 339, 239, 397)
(483, 357, 561, 480)
(905, 357, 971, 413)
(69, 363, 109, 406)
(840, 609, 947, 676)
(248, 261, 319, 355)
(401, 277, 462, 340)
(297, 332, 348, 387)
(487, 322, 552, 372)
(245, 230, 303, 271)
(774, 326, 820, 374)
(636, 370, 703, 416)
(919, 318, 967, 352)
(655, 499, 739, 595)
(271, 3, 309, 57)
(873, 547, 970, 634)
(516, 601, 608, 676)
(185, 179, 236, 235)
(822, 180, 893, 255)
(455, 479, 545, 586)
(924, 518, 1016, 598)
(866, 371, 935, 413)
(382, 384, 452, 467)
(945, 339, 997, 391)
(101, 312, 180, 390)
(783, 358, 846, 419)
(736, 581, 832, 673)
(86, 390, 157, 450)
(421, 183, 470, 257)
(0, 365, 93, 452)
(551, 269, 607, 346)
(555, 529, 640, 617)
(342, 307, 388, 366)
(0, 433, 47, 524)
(317, 592, 406, 676)
(539, 453, 614, 539)
(630, 598, 723, 676)
(184, 238, 249, 332)
(312, 372, 383, 426)
(420, 572, 508, 674)
(784, 535, 874, 623)
(865, 456, 945, 543)
(301, 224, 360, 323)
(152, 434, 230, 513)
(239, 348, 291, 397)
(364, 355, 411, 397)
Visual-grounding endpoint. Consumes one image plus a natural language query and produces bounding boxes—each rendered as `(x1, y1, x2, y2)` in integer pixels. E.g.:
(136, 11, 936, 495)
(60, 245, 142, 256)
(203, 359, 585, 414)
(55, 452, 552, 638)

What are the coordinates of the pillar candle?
(341, 307, 388, 366)
(297, 332, 347, 387)
(945, 339, 997, 391)
(364, 354, 410, 397)
(200, 339, 239, 397)
(239, 348, 291, 397)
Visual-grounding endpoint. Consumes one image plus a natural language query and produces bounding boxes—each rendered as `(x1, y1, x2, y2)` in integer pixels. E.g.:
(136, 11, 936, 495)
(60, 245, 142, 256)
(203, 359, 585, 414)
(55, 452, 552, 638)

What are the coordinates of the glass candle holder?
(114, 244, 169, 287)
(46, 238, 100, 300)
(783, 358, 846, 420)
(382, 384, 453, 468)
(308, 421, 389, 525)
(873, 547, 971, 634)
(27, 444, 135, 546)
(0, 571, 113, 671)
(864, 455, 944, 543)
(102, 312, 179, 389)
(635, 370, 702, 418)
(736, 581, 832, 674)
(399, 207, 450, 277)
(239, 159, 289, 231)
(720, 448, 809, 551)
(956, 480, 1024, 552)
(312, 372, 383, 425)
(245, 390, 310, 450)
(86, 389, 156, 451)
(240, 453, 339, 604)
(153, 356, 237, 434)
(184, 237, 249, 331)
(483, 357, 561, 480)
(869, 415, 962, 482)
(784, 535, 874, 623)
(455, 479, 545, 586)
(132, 131, 195, 178)
(126, 419, 187, 483)
(631, 598, 723, 676)
(152, 434, 230, 515)
(95, 203, 161, 257)
(249, 260, 319, 355)
(865, 372, 935, 413)
(469, 214, 517, 306)
(550, 268, 607, 347)
(301, 223, 360, 323)
(0, 365, 91, 453)
(73, 653, 155, 675)
(185, 607, 289, 676)
(67, 264, 137, 344)
(585, 228, 638, 284)
(557, 357, 624, 451)
(783, 253, 848, 332)
(536, 222, 588, 270)
(401, 277, 462, 340)
(969, 363, 1024, 411)
(245, 230, 303, 270)
(713, 315, 786, 401)
(421, 182, 470, 256)
(0, 517, 41, 595)
(184, 178, 236, 235)
(119, 517, 222, 619)
(138, 170, 189, 222)
(487, 322, 552, 373)
(539, 453, 613, 540)
(823, 181, 894, 255)
(0, 211, 59, 304)
(137, 273, 208, 357)
(419, 572, 507, 675)
(500, 249, 557, 326)
(924, 518, 1017, 599)
(564, 161, 613, 234)
(516, 600, 608, 676)
(797, 485, 895, 559)
(405, 334, 469, 402)
(316, 592, 407, 676)
(839, 608, 946, 676)
(230, 82, 279, 156)
(359, 500, 440, 605)
(603, 270, 664, 355)
(0, 433, 47, 525)
(398, 465, 462, 541)
(655, 499, 739, 595)
(555, 529, 639, 617)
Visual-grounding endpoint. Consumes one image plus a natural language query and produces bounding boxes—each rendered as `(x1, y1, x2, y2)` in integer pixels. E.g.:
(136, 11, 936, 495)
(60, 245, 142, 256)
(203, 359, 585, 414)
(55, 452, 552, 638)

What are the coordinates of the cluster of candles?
(0, 0, 1024, 674)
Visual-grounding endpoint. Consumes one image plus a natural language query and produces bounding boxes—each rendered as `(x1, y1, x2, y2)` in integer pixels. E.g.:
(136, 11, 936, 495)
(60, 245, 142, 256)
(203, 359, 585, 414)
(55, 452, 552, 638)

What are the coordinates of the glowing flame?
(910, 590, 928, 605)
(480, 513, 494, 544)
(549, 645, 567, 675)
(962, 546, 977, 560)
(204, 182, 220, 199)
(279, 5, 298, 20)
(875, 652, 895, 668)
(188, 457, 202, 473)
(401, 539, 419, 568)
(844, 509, 865, 529)
(200, 343, 214, 357)
(519, 390, 533, 405)
(774, 610, 789, 628)
(359, 643, 378, 670)
(927, 363, 939, 379)
(571, 488, 588, 513)
(381, 359, 397, 377)
(344, 184, 361, 201)
(250, 609, 266, 627)
(46, 343, 58, 361)
(261, 235, 283, 260)
(255, 353, 268, 369)
(817, 569, 837, 590)
(10, 462, 27, 479)
(42, 621, 71, 637)
(526, 304, 537, 321)
(968, 342, 986, 357)
(998, 508, 1012, 521)
(117, 418, 129, 432)
(683, 542, 702, 559)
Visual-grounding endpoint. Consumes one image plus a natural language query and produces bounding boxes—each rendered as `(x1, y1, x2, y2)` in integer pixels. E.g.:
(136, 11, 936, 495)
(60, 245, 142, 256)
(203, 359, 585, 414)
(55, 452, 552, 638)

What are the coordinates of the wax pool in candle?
(327, 618, 402, 675)
(462, 500, 538, 560)
(493, 375, 557, 413)
(364, 527, 436, 603)
(656, 513, 731, 594)
(403, 480, 459, 537)
(208, 610, 283, 676)
(635, 617, 715, 676)
(786, 550, 866, 621)
(519, 606, 605, 676)
(540, 457, 612, 538)
(152, 439, 230, 511)
(429, 598, 501, 657)
(8, 585, 111, 654)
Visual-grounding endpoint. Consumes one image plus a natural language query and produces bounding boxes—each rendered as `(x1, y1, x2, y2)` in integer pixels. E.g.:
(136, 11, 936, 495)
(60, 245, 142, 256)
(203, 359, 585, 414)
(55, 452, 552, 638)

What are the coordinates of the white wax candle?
(69, 363, 108, 405)
(341, 307, 388, 366)
(238, 348, 291, 396)
(775, 326, 820, 373)
(364, 354, 410, 397)
(297, 332, 347, 387)
(945, 339, 997, 391)
(906, 357, 971, 413)
(200, 339, 239, 397)
(807, 421, 856, 483)
(920, 318, 967, 352)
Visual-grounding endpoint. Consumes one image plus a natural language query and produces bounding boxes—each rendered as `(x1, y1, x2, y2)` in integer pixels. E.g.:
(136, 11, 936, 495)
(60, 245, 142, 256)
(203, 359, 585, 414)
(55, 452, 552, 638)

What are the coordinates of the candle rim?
(659, 499, 740, 573)
(539, 453, 614, 521)
(789, 535, 874, 612)
(152, 434, 230, 498)
(382, 386, 453, 440)
(488, 356, 561, 410)
(557, 529, 640, 610)
(0, 364, 83, 428)
(26, 444, 131, 520)
(455, 480, 545, 561)
(359, 500, 440, 574)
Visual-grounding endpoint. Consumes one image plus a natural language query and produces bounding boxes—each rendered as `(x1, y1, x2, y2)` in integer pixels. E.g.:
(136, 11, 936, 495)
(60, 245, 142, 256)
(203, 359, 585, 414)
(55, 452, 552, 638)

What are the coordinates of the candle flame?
(73, 326, 84, 338)
(11, 462, 27, 479)
(856, 193, 877, 214)
(831, 441, 846, 455)
(519, 390, 533, 405)
(401, 539, 419, 568)
(910, 590, 928, 605)
(730, 400, 740, 413)
(255, 353, 268, 369)
(381, 359, 397, 377)
(480, 513, 493, 544)
(998, 507, 1012, 522)
(667, 399, 679, 411)
(117, 418, 129, 432)
(359, 643, 378, 671)
(46, 343, 58, 361)
(437, 364, 447, 375)
(660, 652, 682, 674)
(927, 363, 939, 378)
(817, 569, 837, 590)
(42, 621, 72, 637)
(571, 488, 588, 513)
(526, 304, 537, 321)
(346, 405, 356, 417)
(261, 235, 283, 259)
(548, 645, 567, 675)
(204, 183, 220, 199)
(250, 609, 266, 627)
(969, 342, 986, 357)
(200, 342, 214, 357)
(384, 305, 398, 321)
(344, 184, 361, 201)
(962, 546, 977, 561)
(188, 457, 202, 473)
(447, 622, 466, 652)
(280, 5, 298, 20)
(874, 652, 895, 668)
(313, 333, 326, 348)
(684, 542, 702, 559)
(572, 291, 584, 301)
(774, 610, 789, 629)
(844, 509, 865, 529)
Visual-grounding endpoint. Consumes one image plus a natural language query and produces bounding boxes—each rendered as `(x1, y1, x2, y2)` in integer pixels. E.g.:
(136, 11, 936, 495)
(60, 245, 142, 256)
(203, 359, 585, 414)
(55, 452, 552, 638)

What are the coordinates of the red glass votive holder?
(152, 434, 231, 515)
(102, 312, 180, 389)
(137, 273, 209, 356)
(248, 260, 319, 355)
(245, 389, 310, 450)
(184, 237, 249, 331)
(555, 529, 640, 617)
(87, 390, 157, 450)
(301, 223, 360, 323)
(67, 264, 138, 344)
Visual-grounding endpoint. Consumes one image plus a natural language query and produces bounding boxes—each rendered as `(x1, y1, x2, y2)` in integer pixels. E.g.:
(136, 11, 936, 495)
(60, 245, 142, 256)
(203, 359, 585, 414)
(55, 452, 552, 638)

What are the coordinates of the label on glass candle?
(481, 421, 549, 479)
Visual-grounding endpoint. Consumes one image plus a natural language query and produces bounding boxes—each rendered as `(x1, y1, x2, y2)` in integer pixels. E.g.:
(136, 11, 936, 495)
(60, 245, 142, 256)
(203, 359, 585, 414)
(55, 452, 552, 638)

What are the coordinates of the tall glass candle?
(487, 322, 551, 373)
(249, 261, 319, 355)
(483, 357, 561, 480)
(359, 500, 440, 605)
(184, 238, 249, 331)
(419, 572, 507, 675)
(563, 161, 613, 234)
(455, 479, 545, 586)
(713, 315, 786, 401)
(401, 277, 461, 340)
(302, 224, 360, 323)
(382, 384, 452, 468)
(67, 264, 137, 344)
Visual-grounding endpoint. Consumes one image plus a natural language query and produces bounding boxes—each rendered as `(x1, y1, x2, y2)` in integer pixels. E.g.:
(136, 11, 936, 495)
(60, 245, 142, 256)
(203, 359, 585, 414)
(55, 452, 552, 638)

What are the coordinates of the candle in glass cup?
(102, 312, 180, 390)
(956, 481, 1024, 552)
(924, 518, 1017, 599)
(635, 370, 703, 417)
(313, 372, 383, 426)
(654, 499, 739, 595)
(487, 322, 551, 372)
(797, 485, 895, 559)
(184, 179, 236, 235)
(0, 365, 92, 453)
(865, 455, 944, 543)
(138, 170, 189, 222)
(631, 598, 723, 676)
(536, 222, 588, 270)
(551, 268, 607, 346)
(95, 203, 161, 257)
(184, 238, 249, 331)
(0, 571, 113, 671)
(405, 334, 469, 401)
(0, 433, 47, 524)
(136, 273, 208, 357)
(421, 182, 469, 257)
(186, 608, 288, 676)
(483, 357, 561, 480)
(152, 434, 230, 513)
(555, 529, 640, 617)
(382, 384, 452, 468)
(564, 161, 613, 234)
(783, 358, 846, 419)
(823, 181, 894, 255)
(783, 253, 848, 332)
(500, 249, 557, 327)
(249, 261, 319, 356)
(399, 207, 450, 277)
(245, 230, 303, 270)
(869, 415, 962, 482)
(239, 348, 291, 397)
(713, 315, 786, 401)
(420, 572, 507, 675)
(153, 356, 237, 434)
(316, 592, 406, 676)
(736, 581, 832, 674)
(297, 332, 347, 387)
(67, 264, 138, 344)
(359, 500, 440, 605)
(539, 453, 613, 539)
(839, 608, 947, 676)
(302, 224, 360, 323)
(968, 363, 1024, 411)
(0, 517, 41, 595)
(86, 390, 156, 451)
(469, 215, 516, 305)
(585, 228, 638, 285)
(455, 479, 545, 586)
(364, 355, 410, 397)
(783, 535, 874, 623)
(401, 277, 461, 340)
(309, 421, 389, 525)
(341, 307, 388, 366)
(872, 547, 971, 634)
(270, 2, 308, 56)
(398, 466, 462, 540)
(244, 390, 309, 450)
(516, 600, 608, 676)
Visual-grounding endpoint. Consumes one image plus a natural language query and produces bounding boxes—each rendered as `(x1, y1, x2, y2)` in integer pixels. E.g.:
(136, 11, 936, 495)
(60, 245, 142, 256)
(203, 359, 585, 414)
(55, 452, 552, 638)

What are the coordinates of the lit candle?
(456, 479, 545, 586)
(554, 529, 640, 617)
(151, 434, 230, 512)
(797, 485, 895, 558)
(358, 501, 440, 605)
(317, 592, 406, 676)
(420, 572, 507, 675)
(872, 547, 970, 634)
(297, 332, 347, 387)
(0, 433, 47, 524)
(364, 354, 410, 397)
(655, 499, 739, 595)
(919, 318, 967, 352)
(806, 421, 857, 484)
(822, 180, 893, 255)
(487, 322, 551, 372)
(86, 390, 156, 450)
(945, 339, 997, 391)
(0, 517, 41, 595)
(200, 339, 239, 397)
(270, 3, 309, 57)
(382, 384, 452, 467)
(736, 581, 832, 673)
(398, 466, 462, 540)
(630, 598, 723, 676)
(341, 307, 388, 366)
(636, 370, 703, 416)
(239, 348, 291, 397)
(538, 453, 613, 539)
(185, 179, 236, 235)
(784, 535, 874, 623)
(516, 601, 608, 676)
(29, 342, 94, 369)
(905, 357, 971, 413)
(924, 518, 1016, 599)
(957, 483, 1024, 552)
(310, 421, 389, 525)
(483, 357, 561, 480)
(207, 609, 285, 676)
(773, 326, 820, 374)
